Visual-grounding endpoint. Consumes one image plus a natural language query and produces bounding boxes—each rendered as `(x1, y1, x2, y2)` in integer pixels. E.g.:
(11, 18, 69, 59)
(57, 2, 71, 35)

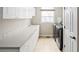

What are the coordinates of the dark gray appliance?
(53, 24, 63, 51)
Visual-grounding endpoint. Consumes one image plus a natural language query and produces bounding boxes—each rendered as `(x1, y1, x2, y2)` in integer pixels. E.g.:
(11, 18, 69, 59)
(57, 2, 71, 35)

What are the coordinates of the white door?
(63, 7, 77, 52)
(63, 7, 71, 52)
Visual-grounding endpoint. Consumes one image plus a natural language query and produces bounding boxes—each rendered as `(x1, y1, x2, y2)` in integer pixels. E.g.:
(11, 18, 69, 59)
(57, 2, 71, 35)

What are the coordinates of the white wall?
(40, 23, 53, 36)
(31, 7, 53, 37)
(54, 7, 63, 23)
(31, 7, 41, 25)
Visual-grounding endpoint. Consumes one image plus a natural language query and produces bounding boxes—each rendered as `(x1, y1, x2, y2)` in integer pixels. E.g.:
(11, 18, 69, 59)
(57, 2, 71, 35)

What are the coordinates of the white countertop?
(0, 25, 39, 48)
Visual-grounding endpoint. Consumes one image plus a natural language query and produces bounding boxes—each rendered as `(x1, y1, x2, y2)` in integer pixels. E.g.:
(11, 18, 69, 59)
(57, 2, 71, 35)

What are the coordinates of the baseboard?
(39, 35, 53, 38)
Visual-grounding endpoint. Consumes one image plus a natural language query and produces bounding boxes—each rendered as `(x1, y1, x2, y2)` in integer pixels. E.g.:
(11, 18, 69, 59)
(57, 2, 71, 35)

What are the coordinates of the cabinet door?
(16, 7, 26, 18)
(0, 24, 3, 40)
(32, 8, 35, 16)
(3, 7, 35, 19)
(3, 7, 16, 19)
(0, 20, 3, 40)
(26, 8, 33, 18)
(25, 7, 35, 18)
(3, 7, 8, 19)
(16, 7, 35, 18)
(0, 8, 3, 40)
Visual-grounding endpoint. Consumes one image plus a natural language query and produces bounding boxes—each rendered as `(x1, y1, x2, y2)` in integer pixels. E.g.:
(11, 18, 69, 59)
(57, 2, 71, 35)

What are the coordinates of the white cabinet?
(3, 7, 8, 18)
(16, 7, 31, 18)
(3, 7, 35, 19)
(27, 8, 35, 17)
(8, 8, 16, 18)
(3, 7, 16, 19)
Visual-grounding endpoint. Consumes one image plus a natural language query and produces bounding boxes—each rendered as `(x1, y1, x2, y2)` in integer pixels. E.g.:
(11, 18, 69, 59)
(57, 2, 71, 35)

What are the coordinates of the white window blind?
(42, 11, 54, 16)
(41, 11, 54, 23)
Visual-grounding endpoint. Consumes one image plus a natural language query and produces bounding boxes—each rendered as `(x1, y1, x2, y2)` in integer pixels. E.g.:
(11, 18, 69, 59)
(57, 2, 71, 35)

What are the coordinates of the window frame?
(41, 9, 55, 23)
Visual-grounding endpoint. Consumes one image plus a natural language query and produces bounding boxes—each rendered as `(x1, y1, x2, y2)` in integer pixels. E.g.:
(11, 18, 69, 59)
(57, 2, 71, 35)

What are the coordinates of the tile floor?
(34, 37, 60, 52)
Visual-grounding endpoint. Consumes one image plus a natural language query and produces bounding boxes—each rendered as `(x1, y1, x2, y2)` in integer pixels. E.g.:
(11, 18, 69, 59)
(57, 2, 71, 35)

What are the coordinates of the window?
(41, 7, 54, 9)
(41, 8, 55, 23)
